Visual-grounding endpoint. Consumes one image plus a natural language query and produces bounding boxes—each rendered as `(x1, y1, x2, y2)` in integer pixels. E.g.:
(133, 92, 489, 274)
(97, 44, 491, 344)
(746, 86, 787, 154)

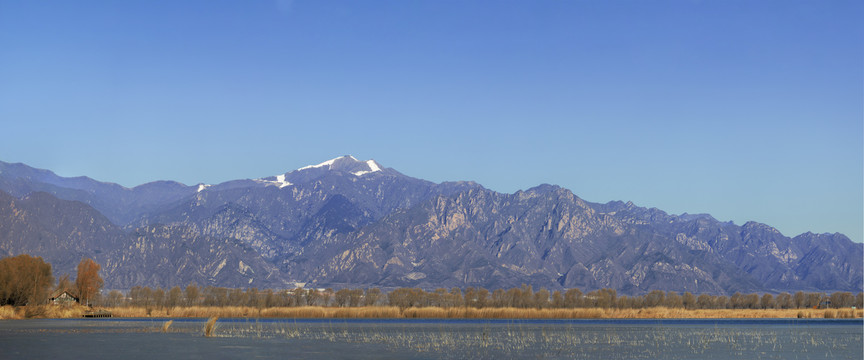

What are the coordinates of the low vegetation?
(203, 317, 218, 337)
(1, 255, 861, 320)
(0, 255, 53, 306)
(6, 304, 859, 320)
(161, 319, 173, 333)
(99, 284, 864, 311)
(0, 304, 90, 319)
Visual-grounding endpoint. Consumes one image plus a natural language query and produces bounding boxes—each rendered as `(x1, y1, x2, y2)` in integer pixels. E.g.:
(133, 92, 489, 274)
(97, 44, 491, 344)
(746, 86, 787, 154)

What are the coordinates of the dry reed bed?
(93, 306, 864, 320)
(0, 305, 89, 319)
(0, 305, 19, 319)
(3, 305, 861, 320)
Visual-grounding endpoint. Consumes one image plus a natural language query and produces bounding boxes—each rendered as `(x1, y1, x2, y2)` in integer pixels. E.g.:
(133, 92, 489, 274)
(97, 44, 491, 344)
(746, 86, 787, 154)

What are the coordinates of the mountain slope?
(0, 157, 860, 294)
(0, 190, 287, 289)
(0, 160, 199, 225)
(288, 186, 772, 293)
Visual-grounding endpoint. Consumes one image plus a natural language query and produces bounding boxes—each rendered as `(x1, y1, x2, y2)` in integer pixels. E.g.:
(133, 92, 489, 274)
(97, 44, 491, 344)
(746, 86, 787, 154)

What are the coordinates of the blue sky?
(1, 1, 861, 242)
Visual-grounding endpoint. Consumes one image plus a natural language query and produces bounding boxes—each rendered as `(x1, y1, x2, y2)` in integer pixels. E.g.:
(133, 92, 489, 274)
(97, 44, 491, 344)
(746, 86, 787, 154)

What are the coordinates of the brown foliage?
(75, 258, 103, 306)
(55, 274, 73, 294)
(0, 254, 53, 306)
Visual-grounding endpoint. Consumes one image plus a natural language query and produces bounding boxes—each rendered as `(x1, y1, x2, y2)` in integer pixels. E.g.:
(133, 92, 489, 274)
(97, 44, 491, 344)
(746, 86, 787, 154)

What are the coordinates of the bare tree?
(775, 292, 792, 309)
(551, 291, 565, 308)
(760, 294, 775, 309)
(335, 289, 352, 307)
(564, 288, 583, 308)
(830, 292, 855, 308)
(682, 292, 696, 310)
(184, 283, 200, 307)
(449, 288, 464, 307)
(106, 290, 124, 307)
(696, 294, 713, 309)
(364, 288, 382, 306)
(534, 288, 551, 309)
(664, 291, 682, 308)
(0, 254, 54, 306)
(490, 289, 506, 308)
(152, 287, 166, 309)
(55, 274, 73, 294)
(644, 290, 665, 308)
(74, 258, 103, 306)
(166, 286, 183, 308)
(793, 291, 805, 308)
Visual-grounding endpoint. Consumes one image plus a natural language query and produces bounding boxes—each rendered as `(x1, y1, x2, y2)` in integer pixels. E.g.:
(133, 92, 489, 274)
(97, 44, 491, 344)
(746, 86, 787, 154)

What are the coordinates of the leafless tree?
(0, 254, 53, 306)
(74, 258, 103, 306)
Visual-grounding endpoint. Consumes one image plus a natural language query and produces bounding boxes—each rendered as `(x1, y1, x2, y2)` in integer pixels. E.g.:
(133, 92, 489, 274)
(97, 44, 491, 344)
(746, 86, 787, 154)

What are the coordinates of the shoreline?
(2, 305, 861, 320)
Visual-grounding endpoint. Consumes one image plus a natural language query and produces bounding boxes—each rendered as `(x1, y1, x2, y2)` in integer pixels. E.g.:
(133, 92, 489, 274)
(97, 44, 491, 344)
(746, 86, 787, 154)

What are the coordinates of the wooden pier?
(82, 310, 113, 318)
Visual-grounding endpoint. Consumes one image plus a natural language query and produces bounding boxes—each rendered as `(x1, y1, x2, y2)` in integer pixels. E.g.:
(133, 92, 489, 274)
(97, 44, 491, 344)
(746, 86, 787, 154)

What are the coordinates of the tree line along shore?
(1, 254, 862, 320)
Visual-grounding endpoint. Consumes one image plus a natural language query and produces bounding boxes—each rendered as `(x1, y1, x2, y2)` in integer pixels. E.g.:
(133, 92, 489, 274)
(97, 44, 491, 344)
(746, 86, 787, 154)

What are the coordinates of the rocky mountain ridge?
(0, 156, 860, 294)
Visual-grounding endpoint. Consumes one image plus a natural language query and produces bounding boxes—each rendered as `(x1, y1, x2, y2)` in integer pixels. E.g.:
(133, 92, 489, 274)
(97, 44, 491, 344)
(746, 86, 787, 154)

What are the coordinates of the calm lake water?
(0, 318, 861, 359)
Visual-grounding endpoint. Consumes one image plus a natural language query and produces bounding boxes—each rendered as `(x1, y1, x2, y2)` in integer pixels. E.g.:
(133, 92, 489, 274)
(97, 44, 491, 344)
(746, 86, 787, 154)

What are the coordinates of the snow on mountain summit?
(254, 173, 293, 188)
(252, 156, 383, 189)
(296, 155, 382, 176)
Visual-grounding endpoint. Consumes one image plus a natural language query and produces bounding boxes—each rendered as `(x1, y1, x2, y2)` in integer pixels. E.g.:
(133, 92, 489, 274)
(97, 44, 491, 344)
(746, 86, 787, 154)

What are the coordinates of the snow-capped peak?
(297, 155, 359, 171)
(352, 160, 382, 176)
(274, 174, 292, 188)
(254, 174, 293, 188)
(366, 160, 381, 172)
(296, 155, 383, 177)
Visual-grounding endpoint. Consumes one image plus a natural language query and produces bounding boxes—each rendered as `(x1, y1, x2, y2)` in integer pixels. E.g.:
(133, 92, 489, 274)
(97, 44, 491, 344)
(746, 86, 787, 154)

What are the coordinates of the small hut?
(49, 289, 79, 305)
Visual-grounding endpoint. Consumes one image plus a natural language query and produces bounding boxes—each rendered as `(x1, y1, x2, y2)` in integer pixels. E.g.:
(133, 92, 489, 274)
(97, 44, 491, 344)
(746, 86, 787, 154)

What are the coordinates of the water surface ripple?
(1, 318, 860, 359)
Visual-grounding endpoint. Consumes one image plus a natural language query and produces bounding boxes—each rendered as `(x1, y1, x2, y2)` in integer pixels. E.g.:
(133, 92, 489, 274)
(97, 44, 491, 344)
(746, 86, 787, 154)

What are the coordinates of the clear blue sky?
(1, 1, 861, 242)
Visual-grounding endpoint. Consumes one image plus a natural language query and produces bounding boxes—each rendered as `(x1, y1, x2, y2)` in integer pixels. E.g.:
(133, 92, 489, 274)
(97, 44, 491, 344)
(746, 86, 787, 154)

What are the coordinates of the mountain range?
(0, 156, 860, 294)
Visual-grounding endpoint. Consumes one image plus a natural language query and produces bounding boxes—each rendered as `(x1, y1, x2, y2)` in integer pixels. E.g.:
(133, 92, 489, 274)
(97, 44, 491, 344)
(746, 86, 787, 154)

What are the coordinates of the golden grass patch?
(0, 305, 21, 320)
(17, 305, 860, 320)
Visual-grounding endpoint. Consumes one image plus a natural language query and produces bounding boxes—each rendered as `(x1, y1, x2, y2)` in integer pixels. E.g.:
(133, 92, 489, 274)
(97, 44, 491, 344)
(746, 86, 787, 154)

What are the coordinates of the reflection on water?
(1, 318, 861, 359)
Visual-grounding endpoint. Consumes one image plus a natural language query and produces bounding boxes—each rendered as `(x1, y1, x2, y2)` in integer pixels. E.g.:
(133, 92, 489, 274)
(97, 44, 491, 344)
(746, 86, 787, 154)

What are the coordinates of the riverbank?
(2, 305, 861, 320)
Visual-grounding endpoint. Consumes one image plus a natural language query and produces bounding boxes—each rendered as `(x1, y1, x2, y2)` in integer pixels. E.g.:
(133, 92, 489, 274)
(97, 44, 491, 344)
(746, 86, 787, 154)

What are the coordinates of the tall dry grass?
(203, 317, 218, 337)
(43, 305, 88, 318)
(401, 307, 608, 319)
(0, 305, 21, 319)
(396, 307, 863, 319)
(0, 305, 90, 319)
(260, 306, 402, 318)
(16, 305, 861, 320)
(823, 309, 861, 319)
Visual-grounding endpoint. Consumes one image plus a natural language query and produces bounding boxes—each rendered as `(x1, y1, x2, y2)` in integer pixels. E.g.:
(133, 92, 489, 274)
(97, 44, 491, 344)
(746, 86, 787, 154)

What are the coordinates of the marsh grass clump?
(1, 304, 90, 319)
(832, 309, 856, 319)
(47, 305, 88, 318)
(204, 317, 218, 337)
(0, 305, 20, 320)
(23, 305, 47, 318)
(162, 320, 173, 333)
(92, 305, 863, 320)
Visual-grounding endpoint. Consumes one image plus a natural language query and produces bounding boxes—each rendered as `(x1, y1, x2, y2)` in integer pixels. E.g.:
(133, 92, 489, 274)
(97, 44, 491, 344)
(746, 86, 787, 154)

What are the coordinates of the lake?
(0, 318, 861, 359)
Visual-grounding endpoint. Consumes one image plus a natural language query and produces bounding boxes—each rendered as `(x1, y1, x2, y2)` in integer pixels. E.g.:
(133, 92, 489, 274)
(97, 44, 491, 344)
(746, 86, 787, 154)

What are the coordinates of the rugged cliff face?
(0, 190, 128, 276)
(0, 157, 861, 294)
(288, 185, 777, 293)
(0, 190, 287, 289)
